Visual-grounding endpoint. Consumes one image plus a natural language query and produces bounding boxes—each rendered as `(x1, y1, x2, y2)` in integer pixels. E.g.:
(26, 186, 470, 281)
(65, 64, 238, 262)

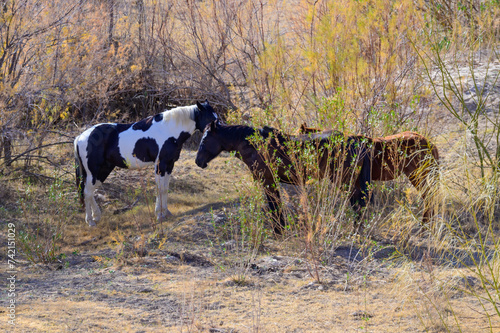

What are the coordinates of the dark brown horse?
(300, 123, 440, 223)
(195, 121, 372, 233)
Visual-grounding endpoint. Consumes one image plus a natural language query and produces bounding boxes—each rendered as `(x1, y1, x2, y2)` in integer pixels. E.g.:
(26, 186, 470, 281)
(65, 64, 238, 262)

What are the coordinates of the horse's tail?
(347, 138, 372, 209)
(358, 143, 372, 207)
(424, 137, 440, 180)
(74, 139, 85, 207)
(421, 136, 440, 223)
(430, 141, 439, 163)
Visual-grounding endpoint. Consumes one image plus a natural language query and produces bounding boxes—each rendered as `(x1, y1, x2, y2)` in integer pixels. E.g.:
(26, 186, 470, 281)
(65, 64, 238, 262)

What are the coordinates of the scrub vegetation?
(2, 0, 500, 331)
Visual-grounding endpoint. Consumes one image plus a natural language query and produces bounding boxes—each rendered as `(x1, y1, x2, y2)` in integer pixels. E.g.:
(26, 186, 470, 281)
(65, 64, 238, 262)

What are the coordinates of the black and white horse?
(74, 101, 217, 226)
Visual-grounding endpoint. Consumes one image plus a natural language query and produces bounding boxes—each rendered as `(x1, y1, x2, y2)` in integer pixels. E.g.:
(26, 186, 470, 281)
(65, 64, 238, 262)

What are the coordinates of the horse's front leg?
(263, 181, 285, 234)
(155, 159, 174, 222)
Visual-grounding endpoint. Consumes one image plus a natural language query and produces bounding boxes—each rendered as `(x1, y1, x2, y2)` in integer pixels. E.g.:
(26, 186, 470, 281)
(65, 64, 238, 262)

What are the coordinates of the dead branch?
(0, 140, 73, 169)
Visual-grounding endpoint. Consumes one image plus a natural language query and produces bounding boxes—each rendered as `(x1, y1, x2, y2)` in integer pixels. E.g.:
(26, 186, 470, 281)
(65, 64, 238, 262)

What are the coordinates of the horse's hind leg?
(91, 164, 115, 224)
(78, 155, 102, 226)
(406, 158, 438, 225)
(84, 163, 114, 226)
(90, 191, 101, 224)
(417, 178, 437, 225)
(84, 178, 100, 226)
(349, 187, 367, 233)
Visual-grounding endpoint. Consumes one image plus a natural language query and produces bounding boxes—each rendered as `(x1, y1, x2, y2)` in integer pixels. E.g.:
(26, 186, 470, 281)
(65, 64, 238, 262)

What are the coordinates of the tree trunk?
(2, 134, 12, 167)
(108, 0, 115, 48)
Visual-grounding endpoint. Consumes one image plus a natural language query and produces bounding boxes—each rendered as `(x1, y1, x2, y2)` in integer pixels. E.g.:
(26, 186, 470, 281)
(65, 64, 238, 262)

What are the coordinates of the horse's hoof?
(157, 211, 172, 222)
(87, 220, 97, 227)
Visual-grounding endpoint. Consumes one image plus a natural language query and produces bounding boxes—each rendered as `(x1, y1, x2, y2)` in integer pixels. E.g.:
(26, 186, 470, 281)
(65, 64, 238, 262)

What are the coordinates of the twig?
(2, 168, 74, 185)
(44, 130, 76, 139)
(113, 197, 140, 215)
(0, 141, 73, 168)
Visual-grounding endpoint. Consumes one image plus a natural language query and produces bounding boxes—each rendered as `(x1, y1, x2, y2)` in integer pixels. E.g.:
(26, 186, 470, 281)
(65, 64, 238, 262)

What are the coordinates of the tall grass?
(390, 2, 500, 330)
(208, 170, 270, 285)
(17, 174, 75, 264)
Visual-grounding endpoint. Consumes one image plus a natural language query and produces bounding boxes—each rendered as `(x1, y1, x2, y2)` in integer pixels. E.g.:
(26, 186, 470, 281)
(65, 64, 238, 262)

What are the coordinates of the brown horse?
(196, 121, 373, 233)
(300, 123, 440, 223)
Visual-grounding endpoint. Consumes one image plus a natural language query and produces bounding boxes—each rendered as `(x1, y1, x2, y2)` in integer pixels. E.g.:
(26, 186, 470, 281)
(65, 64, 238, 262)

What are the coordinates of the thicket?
(0, 0, 496, 132)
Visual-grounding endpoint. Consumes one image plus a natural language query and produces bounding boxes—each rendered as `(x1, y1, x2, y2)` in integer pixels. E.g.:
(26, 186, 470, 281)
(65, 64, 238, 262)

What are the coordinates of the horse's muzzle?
(195, 158, 208, 169)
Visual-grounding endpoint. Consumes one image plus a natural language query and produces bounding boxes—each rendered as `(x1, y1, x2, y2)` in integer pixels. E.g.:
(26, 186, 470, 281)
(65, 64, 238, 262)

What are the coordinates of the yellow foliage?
(0, 0, 497, 131)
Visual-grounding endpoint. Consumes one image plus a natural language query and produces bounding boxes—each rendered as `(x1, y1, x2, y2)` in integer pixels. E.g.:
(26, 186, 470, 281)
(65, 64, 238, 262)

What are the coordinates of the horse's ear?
(205, 99, 209, 105)
(196, 101, 204, 110)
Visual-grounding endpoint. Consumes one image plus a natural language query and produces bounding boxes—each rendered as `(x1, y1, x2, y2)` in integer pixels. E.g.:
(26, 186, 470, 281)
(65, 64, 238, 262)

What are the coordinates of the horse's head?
(195, 100, 218, 132)
(196, 120, 222, 169)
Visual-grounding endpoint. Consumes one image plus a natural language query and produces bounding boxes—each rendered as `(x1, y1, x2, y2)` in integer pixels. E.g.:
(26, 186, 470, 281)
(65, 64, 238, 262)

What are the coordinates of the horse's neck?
(218, 126, 256, 159)
(178, 119, 196, 134)
(221, 134, 250, 155)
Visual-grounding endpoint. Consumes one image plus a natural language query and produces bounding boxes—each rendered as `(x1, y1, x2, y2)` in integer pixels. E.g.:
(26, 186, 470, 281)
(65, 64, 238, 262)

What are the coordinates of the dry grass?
(5, 254, 497, 332)
(0, 126, 499, 332)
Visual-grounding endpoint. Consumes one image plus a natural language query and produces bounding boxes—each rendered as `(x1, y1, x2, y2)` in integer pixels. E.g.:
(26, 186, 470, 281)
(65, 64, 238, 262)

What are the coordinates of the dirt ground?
(1, 149, 498, 333)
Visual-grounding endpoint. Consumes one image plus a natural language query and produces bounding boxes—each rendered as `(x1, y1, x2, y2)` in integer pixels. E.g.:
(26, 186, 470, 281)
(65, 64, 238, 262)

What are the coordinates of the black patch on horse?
(177, 131, 192, 145)
(86, 124, 131, 184)
(156, 131, 191, 176)
(194, 101, 217, 131)
(132, 138, 159, 163)
(154, 113, 163, 122)
(132, 116, 155, 131)
(116, 123, 133, 133)
(131, 113, 163, 131)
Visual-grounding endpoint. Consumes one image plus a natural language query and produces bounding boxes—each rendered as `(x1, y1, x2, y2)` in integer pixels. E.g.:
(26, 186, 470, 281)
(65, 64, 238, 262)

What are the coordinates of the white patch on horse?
(118, 107, 196, 169)
(75, 126, 95, 183)
(161, 105, 197, 126)
(201, 126, 210, 143)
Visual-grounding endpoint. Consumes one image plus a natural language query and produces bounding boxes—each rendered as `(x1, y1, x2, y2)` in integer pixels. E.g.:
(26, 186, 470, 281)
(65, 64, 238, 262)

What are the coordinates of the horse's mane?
(217, 124, 257, 142)
(261, 126, 281, 137)
(161, 105, 197, 126)
(219, 123, 339, 145)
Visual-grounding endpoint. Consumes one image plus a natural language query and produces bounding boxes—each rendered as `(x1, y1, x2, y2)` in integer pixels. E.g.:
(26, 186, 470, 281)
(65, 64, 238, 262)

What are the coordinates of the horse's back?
(374, 132, 436, 155)
(294, 129, 344, 143)
(77, 123, 130, 149)
(374, 131, 423, 142)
